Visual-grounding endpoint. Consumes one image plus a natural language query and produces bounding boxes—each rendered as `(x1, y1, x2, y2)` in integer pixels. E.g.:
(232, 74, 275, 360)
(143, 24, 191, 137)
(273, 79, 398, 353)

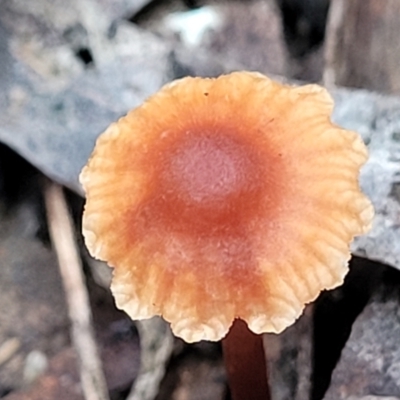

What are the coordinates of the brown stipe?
(223, 319, 271, 400)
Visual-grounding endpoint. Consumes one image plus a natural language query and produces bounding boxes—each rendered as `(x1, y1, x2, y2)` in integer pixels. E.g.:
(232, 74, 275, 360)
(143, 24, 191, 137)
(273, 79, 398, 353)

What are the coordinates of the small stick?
(222, 319, 271, 400)
(44, 180, 110, 400)
(0, 338, 20, 367)
(127, 318, 174, 400)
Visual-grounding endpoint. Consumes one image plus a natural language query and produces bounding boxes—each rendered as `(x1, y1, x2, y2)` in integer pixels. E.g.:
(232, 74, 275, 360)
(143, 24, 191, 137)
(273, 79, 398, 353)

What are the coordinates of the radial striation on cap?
(80, 71, 374, 343)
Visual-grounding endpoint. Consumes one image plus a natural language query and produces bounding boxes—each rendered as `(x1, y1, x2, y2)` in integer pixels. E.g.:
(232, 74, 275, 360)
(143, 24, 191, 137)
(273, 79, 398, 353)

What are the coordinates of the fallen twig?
(127, 317, 174, 400)
(0, 337, 20, 367)
(44, 179, 110, 400)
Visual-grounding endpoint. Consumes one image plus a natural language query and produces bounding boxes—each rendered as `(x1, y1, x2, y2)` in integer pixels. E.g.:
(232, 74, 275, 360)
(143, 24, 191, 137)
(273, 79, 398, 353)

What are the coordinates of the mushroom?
(80, 71, 373, 398)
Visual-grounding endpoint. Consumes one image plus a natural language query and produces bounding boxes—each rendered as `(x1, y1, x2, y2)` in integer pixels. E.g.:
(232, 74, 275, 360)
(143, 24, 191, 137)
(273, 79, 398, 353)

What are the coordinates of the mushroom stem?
(222, 319, 271, 400)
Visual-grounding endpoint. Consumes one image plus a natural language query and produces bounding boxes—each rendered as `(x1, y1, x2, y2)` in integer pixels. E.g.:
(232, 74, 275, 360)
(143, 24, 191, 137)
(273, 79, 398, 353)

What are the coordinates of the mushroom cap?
(80, 72, 373, 343)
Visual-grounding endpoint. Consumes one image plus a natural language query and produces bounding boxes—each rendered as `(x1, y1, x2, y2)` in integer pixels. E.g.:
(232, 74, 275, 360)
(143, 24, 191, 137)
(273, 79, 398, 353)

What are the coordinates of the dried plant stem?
(44, 180, 110, 400)
(127, 318, 174, 400)
(0, 338, 20, 367)
(222, 319, 271, 400)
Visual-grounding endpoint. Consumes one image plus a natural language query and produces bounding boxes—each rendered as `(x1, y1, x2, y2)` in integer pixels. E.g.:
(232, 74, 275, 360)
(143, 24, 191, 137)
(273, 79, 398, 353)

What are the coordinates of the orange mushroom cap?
(80, 71, 373, 342)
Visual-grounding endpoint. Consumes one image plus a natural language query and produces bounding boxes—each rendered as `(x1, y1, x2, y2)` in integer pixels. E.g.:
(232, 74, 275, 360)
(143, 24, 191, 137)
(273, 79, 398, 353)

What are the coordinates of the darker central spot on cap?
(169, 133, 246, 203)
(147, 130, 266, 234)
